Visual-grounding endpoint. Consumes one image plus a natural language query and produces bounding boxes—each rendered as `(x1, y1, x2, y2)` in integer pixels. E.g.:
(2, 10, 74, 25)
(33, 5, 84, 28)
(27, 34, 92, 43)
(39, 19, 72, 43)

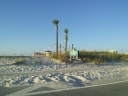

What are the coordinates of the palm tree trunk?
(66, 33, 68, 51)
(66, 41, 67, 52)
(56, 26, 58, 56)
(64, 41, 66, 52)
(64, 33, 68, 53)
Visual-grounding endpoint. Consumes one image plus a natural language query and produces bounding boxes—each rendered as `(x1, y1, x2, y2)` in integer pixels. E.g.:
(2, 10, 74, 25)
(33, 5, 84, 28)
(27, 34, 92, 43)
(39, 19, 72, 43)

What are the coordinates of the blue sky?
(0, 0, 128, 56)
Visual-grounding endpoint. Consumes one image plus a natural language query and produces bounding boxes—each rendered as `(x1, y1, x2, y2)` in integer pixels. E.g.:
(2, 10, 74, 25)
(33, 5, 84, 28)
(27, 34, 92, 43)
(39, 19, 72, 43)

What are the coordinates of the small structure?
(124, 52, 128, 55)
(31, 52, 45, 58)
(70, 48, 79, 60)
(108, 50, 118, 54)
(44, 50, 52, 57)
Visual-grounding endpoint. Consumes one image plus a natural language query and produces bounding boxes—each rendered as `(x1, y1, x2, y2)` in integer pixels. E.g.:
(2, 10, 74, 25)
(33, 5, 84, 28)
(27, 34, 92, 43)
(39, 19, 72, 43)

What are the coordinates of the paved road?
(1, 80, 128, 96)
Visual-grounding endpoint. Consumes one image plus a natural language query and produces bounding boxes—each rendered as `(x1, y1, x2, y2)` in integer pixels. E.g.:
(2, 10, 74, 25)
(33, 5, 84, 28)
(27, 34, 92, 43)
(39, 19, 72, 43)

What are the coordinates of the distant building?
(124, 52, 128, 55)
(44, 50, 52, 57)
(31, 52, 45, 58)
(108, 50, 118, 54)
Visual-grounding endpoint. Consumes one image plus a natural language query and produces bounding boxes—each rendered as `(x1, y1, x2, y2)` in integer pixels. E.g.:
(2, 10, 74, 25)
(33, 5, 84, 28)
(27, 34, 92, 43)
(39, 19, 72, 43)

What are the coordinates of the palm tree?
(64, 28, 68, 52)
(52, 19, 59, 56)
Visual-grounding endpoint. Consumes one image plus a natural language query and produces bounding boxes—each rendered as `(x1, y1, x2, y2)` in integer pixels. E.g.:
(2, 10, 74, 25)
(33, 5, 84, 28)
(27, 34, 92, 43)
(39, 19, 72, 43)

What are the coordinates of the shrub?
(49, 50, 128, 64)
(49, 52, 69, 63)
(79, 50, 128, 64)
(13, 57, 26, 65)
(34, 60, 42, 64)
(121, 54, 128, 62)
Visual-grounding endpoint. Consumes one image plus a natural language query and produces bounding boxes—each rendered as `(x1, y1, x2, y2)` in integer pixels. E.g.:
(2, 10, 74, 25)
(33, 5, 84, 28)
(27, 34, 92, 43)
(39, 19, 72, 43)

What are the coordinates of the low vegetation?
(49, 50, 128, 64)
(13, 57, 26, 65)
(1, 51, 128, 65)
(49, 52, 69, 63)
(79, 50, 128, 64)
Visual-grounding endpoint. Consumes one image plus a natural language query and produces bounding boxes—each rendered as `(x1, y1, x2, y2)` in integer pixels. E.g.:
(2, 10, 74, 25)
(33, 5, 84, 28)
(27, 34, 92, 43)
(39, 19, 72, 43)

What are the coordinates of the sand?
(0, 57, 128, 89)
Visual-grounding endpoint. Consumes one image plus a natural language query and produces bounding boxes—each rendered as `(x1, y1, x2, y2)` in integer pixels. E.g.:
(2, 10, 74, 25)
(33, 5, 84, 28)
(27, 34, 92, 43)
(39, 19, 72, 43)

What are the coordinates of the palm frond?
(64, 28, 68, 33)
(52, 19, 59, 25)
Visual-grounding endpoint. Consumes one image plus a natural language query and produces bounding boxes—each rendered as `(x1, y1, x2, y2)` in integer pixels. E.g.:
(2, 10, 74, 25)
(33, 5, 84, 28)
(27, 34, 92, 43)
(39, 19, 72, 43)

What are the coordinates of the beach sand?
(0, 57, 128, 89)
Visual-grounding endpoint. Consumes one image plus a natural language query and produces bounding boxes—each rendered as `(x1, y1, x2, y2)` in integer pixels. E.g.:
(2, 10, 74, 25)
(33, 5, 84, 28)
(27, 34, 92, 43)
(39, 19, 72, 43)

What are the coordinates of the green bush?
(13, 57, 26, 65)
(49, 52, 69, 63)
(79, 50, 128, 64)
(34, 60, 42, 64)
(121, 54, 128, 62)
(49, 50, 128, 64)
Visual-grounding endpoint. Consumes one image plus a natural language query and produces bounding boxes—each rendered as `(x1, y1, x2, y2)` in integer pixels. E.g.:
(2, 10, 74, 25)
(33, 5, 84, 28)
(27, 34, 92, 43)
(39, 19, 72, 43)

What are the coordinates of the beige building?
(124, 52, 128, 55)
(44, 50, 52, 57)
(31, 52, 45, 58)
(108, 50, 118, 54)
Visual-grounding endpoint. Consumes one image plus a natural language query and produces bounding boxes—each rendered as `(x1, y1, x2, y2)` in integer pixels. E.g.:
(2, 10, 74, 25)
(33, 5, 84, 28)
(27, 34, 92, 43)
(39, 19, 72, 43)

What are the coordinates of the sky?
(0, 0, 128, 56)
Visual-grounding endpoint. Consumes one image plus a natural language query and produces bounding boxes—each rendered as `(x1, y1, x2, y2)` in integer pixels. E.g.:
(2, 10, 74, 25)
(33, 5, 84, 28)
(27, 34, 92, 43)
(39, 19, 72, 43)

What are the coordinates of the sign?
(70, 50, 79, 56)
